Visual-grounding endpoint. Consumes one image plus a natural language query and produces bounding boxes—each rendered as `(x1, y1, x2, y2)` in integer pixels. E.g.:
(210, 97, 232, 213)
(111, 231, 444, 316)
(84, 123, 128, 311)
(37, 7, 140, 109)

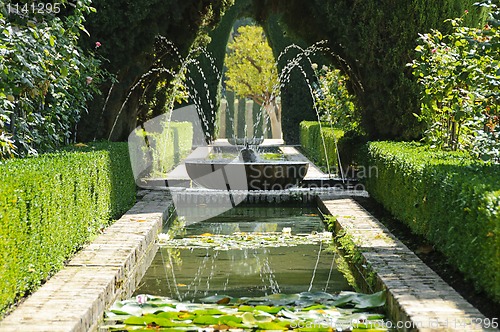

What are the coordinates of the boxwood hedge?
(364, 141, 499, 302)
(148, 122, 193, 177)
(0, 142, 136, 316)
(299, 121, 344, 172)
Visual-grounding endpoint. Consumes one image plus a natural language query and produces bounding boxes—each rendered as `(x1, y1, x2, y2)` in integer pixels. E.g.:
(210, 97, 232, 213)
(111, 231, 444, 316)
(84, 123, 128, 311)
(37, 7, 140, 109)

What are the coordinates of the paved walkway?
(318, 198, 493, 331)
(279, 146, 326, 179)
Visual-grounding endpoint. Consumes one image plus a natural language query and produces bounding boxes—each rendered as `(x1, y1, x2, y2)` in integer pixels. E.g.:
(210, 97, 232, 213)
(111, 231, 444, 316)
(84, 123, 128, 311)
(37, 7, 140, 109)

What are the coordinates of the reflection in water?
(136, 206, 352, 301)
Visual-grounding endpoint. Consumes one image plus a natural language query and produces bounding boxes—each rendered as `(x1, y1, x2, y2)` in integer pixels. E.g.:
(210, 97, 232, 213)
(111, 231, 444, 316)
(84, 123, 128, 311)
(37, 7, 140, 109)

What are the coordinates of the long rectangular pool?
(134, 206, 352, 301)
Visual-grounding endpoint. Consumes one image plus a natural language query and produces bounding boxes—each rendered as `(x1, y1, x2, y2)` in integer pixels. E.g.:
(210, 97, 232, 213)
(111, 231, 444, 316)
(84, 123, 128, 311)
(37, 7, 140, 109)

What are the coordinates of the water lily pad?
(299, 291, 336, 301)
(102, 292, 389, 332)
(256, 321, 289, 330)
(192, 315, 219, 325)
(109, 309, 132, 316)
(302, 304, 327, 311)
(158, 232, 332, 250)
(238, 305, 256, 312)
(123, 315, 191, 327)
(297, 328, 332, 332)
(200, 294, 233, 304)
(193, 308, 226, 316)
(254, 305, 285, 314)
(218, 315, 243, 324)
(241, 311, 257, 325)
(266, 293, 301, 305)
(253, 313, 275, 323)
(277, 309, 299, 320)
(331, 290, 386, 309)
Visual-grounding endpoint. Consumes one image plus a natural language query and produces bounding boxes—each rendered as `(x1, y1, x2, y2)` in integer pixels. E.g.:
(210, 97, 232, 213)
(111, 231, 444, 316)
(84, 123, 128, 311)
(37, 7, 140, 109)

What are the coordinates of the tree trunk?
(263, 102, 282, 139)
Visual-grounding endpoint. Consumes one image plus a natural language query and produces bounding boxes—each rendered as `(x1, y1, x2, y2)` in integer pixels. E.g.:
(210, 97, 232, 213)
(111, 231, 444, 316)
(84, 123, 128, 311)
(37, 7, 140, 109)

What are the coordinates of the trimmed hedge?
(364, 141, 500, 302)
(0, 142, 136, 316)
(148, 122, 193, 177)
(299, 121, 344, 172)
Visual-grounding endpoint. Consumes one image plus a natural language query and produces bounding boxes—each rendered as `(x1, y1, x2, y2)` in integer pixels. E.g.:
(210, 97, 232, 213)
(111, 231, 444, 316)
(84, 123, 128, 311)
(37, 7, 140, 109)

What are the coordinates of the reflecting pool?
(134, 206, 352, 301)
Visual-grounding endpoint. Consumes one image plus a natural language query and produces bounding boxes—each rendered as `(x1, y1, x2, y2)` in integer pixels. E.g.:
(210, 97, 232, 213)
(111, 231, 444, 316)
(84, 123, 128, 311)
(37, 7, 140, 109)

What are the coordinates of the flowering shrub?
(409, 2, 499, 162)
(0, 1, 108, 158)
(312, 65, 361, 133)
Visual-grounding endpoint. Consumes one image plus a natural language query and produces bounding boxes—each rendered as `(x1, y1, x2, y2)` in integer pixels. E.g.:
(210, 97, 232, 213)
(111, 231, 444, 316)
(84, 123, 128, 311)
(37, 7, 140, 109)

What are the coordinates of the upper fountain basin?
(227, 137, 264, 146)
(185, 160, 309, 191)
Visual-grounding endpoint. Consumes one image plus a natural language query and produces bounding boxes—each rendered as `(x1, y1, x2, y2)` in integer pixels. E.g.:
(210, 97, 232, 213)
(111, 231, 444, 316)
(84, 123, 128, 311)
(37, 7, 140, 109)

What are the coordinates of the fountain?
(127, 39, 353, 195)
(184, 142, 309, 191)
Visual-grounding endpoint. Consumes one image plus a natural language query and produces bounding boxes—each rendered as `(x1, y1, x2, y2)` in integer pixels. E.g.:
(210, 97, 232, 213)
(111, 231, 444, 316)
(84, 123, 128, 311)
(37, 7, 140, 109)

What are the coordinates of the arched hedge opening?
(78, 0, 486, 143)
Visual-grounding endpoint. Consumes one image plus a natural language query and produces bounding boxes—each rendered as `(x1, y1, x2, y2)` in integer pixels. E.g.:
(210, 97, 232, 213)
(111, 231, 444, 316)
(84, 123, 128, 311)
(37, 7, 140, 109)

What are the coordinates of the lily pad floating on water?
(101, 291, 388, 331)
(157, 231, 333, 250)
(332, 291, 386, 309)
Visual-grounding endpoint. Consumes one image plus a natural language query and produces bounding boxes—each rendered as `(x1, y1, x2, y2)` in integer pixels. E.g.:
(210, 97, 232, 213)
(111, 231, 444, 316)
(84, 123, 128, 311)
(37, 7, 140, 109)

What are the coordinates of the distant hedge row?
(0, 142, 136, 316)
(149, 122, 193, 177)
(299, 121, 344, 173)
(363, 141, 500, 302)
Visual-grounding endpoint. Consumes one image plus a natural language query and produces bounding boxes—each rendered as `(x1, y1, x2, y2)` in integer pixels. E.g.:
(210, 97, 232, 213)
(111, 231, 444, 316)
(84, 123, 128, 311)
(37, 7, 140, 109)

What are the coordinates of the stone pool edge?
(0, 191, 172, 332)
(317, 197, 492, 332)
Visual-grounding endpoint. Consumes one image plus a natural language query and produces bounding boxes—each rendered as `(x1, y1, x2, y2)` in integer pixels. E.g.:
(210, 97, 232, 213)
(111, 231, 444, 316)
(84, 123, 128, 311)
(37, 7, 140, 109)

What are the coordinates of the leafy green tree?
(225, 25, 281, 138)
(0, 0, 107, 158)
(409, 3, 499, 162)
(313, 65, 361, 133)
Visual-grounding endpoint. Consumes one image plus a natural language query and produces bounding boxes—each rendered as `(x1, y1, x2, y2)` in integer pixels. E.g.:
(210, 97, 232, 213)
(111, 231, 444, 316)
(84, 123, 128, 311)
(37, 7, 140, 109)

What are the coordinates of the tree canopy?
(225, 25, 281, 138)
(225, 25, 279, 105)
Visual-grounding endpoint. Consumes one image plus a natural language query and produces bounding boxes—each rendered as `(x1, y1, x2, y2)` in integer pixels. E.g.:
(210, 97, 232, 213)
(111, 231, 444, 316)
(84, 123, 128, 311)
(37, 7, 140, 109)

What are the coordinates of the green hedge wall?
(258, 0, 486, 140)
(0, 142, 136, 316)
(147, 122, 193, 177)
(364, 141, 500, 302)
(299, 121, 344, 173)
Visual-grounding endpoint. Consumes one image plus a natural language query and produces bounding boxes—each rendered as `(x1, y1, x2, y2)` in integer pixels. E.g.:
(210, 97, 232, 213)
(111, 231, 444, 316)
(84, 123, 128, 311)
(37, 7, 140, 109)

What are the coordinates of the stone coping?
(0, 192, 172, 332)
(318, 197, 494, 332)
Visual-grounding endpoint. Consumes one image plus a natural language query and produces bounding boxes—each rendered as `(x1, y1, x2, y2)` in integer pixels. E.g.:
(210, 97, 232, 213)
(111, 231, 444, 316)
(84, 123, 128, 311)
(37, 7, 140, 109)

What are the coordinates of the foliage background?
(409, 4, 499, 162)
(253, 0, 487, 141)
(0, 0, 106, 158)
(77, 0, 234, 142)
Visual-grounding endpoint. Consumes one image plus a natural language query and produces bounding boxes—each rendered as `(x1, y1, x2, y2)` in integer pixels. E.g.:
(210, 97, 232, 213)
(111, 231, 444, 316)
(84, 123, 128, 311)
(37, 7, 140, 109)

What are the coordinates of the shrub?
(152, 121, 193, 176)
(312, 65, 361, 134)
(0, 141, 136, 316)
(299, 121, 344, 173)
(409, 4, 499, 160)
(132, 122, 193, 178)
(363, 141, 500, 302)
(0, 1, 108, 158)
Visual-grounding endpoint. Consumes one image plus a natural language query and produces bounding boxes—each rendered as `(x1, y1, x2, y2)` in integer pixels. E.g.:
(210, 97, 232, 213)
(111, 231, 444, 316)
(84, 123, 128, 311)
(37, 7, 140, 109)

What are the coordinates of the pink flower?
(136, 294, 147, 305)
(464, 10, 469, 14)
(431, 48, 437, 54)
(95, 41, 101, 48)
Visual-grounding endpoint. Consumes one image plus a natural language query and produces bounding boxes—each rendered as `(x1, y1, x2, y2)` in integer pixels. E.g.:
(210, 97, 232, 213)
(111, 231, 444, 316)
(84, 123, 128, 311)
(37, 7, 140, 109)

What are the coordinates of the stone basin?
(227, 137, 264, 146)
(184, 160, 309, 190)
